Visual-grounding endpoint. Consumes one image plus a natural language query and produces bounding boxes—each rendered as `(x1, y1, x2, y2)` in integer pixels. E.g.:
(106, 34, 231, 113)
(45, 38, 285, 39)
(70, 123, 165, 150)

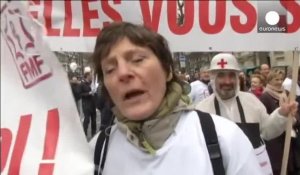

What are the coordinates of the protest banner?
(1, 1, 93, 174)
(27, 0, 300, 52)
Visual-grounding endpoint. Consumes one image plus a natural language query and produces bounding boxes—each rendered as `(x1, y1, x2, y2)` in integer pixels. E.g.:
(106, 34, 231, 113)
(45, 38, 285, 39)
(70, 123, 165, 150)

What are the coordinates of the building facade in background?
(54, 51, 297, 79)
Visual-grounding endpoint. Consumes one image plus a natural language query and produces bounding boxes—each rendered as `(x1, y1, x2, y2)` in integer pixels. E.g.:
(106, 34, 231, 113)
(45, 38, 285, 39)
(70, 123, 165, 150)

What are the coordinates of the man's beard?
(201, 79, 210, 85)
(216, 85, 236, 100)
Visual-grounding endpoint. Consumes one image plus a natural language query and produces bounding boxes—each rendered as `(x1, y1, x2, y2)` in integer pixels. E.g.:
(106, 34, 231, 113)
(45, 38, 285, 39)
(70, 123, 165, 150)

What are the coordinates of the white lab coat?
(189, 80, 210, 103)
(195, 91, 287, 141)
(90, 111, 263, 175)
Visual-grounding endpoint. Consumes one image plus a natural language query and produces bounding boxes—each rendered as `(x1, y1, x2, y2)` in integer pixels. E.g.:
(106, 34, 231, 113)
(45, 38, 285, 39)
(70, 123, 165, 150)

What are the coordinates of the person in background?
(90, 22, 264, 175)
(69, 74, 81, 112)
(95, 82, 114, 131)
(196, 53, 298, 175)
(260, 68, 300, 175)
(191, 70, 200, 82)
(189, 66, 210, 103)
(80, 72, 97, 137)
(298, 68, 300, 87)
(239, 71, 248, 91)
(283, 67, 300, 101)
(200, 65, 214, 94)
(249, 74, 265, 98)
(260, 64, 270, 86)
(177, 69, 190, 83)
(199, 65, 210, 85)
(254, 68, 261, 75)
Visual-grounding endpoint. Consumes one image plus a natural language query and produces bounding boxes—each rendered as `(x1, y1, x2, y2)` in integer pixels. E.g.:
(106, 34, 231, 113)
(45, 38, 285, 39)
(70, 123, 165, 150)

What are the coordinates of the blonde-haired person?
(249, 73, 265, 98)
(259, 68, 299, 175)
(260, 69, 288, 114)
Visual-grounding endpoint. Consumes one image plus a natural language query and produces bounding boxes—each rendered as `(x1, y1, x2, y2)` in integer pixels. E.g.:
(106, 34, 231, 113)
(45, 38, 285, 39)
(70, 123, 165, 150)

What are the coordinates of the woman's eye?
(132, 54, 146, 63)
(104, 67, 115, 74)
(133, 58, 143, 63)
(106, 69, 113, 74)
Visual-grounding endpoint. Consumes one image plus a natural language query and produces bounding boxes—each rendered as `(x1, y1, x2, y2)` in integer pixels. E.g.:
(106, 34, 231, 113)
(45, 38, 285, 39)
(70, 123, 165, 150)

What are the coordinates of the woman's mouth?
(124, 90, 146, 100)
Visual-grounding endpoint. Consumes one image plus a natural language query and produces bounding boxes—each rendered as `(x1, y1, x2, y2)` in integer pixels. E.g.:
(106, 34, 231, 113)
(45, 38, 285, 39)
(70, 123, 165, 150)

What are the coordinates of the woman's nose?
(117, 62, 133, 82)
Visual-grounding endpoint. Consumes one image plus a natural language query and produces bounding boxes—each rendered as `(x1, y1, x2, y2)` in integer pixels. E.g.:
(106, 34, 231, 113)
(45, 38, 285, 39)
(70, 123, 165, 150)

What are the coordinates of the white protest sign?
(1, 1, 93, 174)
(27, 0, 300, 52)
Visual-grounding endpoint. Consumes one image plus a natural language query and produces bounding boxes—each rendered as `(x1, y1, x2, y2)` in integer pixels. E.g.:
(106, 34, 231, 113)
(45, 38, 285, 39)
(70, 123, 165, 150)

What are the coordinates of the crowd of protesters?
(189, 56, 300, 175)
(68, 70, 113, 138)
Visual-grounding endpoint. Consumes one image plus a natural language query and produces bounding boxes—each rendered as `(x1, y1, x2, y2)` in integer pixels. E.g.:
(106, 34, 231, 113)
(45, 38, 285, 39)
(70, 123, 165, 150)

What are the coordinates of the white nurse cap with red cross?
(209, 53, 240, 72)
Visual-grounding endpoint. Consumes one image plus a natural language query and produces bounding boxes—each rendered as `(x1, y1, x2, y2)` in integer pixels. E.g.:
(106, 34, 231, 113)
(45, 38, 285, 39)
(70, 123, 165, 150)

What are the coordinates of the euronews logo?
(257, 2, 287, 33)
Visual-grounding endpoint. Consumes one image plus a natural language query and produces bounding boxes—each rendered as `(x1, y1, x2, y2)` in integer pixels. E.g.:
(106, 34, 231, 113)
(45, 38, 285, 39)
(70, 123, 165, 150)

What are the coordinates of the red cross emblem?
(217, 58, 227, 68)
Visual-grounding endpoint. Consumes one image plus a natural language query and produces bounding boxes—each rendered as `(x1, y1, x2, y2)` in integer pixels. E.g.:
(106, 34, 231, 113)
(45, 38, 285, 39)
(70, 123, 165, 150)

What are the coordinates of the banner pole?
(280, 48, 299, 175)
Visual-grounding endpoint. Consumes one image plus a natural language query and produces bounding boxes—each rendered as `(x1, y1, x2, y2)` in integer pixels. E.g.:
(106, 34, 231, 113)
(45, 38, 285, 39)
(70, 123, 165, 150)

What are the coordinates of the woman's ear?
(167, 68, 173, 82)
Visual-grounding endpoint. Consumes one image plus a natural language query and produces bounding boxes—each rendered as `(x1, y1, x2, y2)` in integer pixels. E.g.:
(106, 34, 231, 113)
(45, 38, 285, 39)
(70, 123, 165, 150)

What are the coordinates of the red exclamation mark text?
(1, 128, 12, 173)
(38, 108, 60, 175)
(7, 115, 32, 175)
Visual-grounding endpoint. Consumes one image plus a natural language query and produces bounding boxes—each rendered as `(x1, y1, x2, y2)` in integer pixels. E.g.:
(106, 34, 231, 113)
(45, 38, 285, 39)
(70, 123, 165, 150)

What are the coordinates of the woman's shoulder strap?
(195, 110, 225, 175)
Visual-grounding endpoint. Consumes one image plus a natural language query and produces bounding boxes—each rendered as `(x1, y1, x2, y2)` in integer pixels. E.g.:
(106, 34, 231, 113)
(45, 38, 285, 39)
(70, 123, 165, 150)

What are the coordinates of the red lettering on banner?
(44, 1, 60, 36)
(231, 0, 256, 33)
(2, 6, 52, 89)
(280, 0, 300, 33)
(38, 109, 60, 175)
(140, 0, 163, 32)
(168, 1, 194, 35)
(1, 129, 12, 173)
(102, 0, 122, 27)
(7, 115, 32, 175)
(199, 1, 226, 34)
(20, 56, 44, 82)
(29, 0, 41, 19)
(63, 0, 80, 36)
(82, 0, 100, 37)
(0, 109, 60, 174)
(26, 0, 300, 37)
